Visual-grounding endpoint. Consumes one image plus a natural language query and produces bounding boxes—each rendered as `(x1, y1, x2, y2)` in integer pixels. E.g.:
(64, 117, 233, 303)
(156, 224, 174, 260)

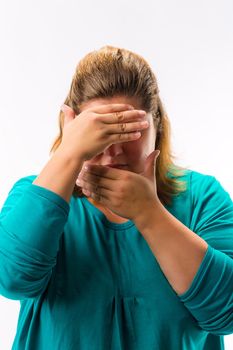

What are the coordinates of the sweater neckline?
(81, 196, 135, 230)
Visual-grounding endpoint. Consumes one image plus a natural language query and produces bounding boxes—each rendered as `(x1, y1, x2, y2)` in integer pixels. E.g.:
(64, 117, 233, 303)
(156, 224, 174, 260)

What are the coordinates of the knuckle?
(114, 111, 125, 121)
(118, 122, 126, 132)
(138, 121, 143, 127)
(93, 113, 101, 122)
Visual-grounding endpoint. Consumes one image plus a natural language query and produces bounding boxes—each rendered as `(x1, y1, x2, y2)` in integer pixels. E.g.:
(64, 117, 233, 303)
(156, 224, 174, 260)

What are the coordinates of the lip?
(105, 164, 127, 168)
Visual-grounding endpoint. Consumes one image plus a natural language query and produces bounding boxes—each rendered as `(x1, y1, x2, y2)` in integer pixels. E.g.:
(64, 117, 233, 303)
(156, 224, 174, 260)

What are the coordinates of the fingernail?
(139, 110, 146, 116)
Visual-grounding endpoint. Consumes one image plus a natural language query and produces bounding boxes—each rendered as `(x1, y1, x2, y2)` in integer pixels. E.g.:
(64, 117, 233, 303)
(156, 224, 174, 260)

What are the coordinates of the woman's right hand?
(59, 103, 149, 161)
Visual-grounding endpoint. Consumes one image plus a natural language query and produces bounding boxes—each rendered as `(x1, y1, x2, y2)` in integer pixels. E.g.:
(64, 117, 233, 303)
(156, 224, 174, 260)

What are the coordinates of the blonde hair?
(50, 45, 188, 206)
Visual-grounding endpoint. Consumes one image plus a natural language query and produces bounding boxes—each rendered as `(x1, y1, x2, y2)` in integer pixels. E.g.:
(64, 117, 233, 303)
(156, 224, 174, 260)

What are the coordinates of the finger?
(84, 165, 119, 179)
(110, 130, 142, 143)
(82, 185, 112, 201)
(80, 172, 114, 190)
(88, 103, 135, 114)
(61, 104, 75, 126)
(108, 119, 149, 135)
(97, 109, 147, 125)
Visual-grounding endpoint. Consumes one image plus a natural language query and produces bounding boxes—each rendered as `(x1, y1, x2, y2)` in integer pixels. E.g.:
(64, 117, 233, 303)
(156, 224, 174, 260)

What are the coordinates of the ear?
(61, 104, 75, 127)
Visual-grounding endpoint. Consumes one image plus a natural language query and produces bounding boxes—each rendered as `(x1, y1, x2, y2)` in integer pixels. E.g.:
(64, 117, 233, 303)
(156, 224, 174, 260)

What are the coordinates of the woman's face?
(77, 95, 157, 179)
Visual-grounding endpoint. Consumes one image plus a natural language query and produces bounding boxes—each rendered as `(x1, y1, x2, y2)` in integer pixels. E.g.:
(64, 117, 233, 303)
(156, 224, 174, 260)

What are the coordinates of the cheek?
(83, 156, 100, 166)
(123, 138, 145, 161)
(124, 129, 155, 164)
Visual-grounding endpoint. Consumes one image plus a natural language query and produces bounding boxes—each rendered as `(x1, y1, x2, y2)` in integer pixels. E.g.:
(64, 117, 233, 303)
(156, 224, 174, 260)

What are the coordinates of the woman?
(0, 46, 232, 350)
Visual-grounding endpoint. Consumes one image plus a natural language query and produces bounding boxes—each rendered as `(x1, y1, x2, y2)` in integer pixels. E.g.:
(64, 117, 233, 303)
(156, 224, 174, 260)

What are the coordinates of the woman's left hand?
(76, 150, 161, 221)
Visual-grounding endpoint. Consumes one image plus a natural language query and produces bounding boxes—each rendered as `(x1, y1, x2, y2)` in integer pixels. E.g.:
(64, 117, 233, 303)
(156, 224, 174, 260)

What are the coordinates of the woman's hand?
(76, 150, 160, 221)
(58, 103, 149, 162)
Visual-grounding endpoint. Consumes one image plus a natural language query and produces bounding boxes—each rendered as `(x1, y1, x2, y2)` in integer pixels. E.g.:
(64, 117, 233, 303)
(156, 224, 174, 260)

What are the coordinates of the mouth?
(105, 164, 128, 169)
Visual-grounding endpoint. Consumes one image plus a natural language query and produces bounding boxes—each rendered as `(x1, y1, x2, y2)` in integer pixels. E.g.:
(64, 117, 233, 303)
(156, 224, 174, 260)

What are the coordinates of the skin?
(71, 95, 209, 296)
(76, 95, 157, 221)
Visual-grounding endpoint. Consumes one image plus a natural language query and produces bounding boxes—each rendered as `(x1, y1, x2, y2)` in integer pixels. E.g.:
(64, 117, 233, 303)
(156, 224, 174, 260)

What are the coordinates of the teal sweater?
(0, 170, 232, 349)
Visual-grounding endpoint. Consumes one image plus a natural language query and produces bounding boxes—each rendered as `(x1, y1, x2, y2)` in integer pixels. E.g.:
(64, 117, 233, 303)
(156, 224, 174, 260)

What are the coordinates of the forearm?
(134, 201, 208, 295)
(33, 147, 84, 203)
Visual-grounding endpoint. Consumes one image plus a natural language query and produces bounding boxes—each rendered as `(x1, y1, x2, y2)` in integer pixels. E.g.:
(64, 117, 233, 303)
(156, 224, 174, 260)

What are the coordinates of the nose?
(103, 143, 124, 157)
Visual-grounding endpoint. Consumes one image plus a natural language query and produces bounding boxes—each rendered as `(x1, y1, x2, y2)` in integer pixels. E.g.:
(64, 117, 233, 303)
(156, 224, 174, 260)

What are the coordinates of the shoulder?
(188, 169, 216, 194)
(3, 174, 70, 216)
(187, 169, 231, 190)
(169, 168, 232, 206)
(186, 170, 233, 246)
(10, 174, 38, 189)
(1, 175, 38, 219)
(189, 169, 215, 184)
(6, 175, 38, 196)
(188, 169, 232, 201)
(166, 167, 216, 194)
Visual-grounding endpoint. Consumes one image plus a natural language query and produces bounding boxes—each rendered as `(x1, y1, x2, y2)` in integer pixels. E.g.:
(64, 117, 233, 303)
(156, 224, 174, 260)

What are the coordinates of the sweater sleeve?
(0, 175, 70, 300)
(178, 172, 233, 336)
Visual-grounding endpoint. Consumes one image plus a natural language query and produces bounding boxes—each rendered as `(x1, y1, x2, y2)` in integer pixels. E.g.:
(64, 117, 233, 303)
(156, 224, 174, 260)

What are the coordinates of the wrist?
(55, 146, 86, 166)
(133, 199, 164, 233)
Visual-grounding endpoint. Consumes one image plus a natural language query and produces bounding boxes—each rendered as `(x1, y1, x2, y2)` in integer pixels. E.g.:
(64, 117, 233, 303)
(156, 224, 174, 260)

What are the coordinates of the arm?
(134, 173, 233, 335)
(32, 147, 84, 204)
(0, 150, 84, 300)
(134, 199, 208, 296)
(0, 176, 69, 300)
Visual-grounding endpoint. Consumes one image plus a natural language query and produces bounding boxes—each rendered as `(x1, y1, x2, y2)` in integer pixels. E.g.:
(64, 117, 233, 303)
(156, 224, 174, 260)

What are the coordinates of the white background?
(0, 0, 232, 349)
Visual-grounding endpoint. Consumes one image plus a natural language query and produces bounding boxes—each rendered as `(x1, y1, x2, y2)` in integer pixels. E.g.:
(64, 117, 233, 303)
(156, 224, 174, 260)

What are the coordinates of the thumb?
(142, 149, 160, 180)
(153, 150, 160, 165)
(61, 104, 75, 126)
